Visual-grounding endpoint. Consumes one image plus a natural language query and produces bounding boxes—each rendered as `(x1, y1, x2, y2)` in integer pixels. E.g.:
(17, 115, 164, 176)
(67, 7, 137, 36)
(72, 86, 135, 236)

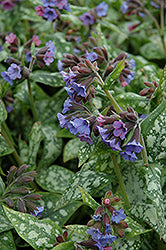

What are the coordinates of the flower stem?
(1, 124, 22, 166)
(27, 79, 38, 122)
(140, 133, 149, 166)
(111, 153, 130, 209)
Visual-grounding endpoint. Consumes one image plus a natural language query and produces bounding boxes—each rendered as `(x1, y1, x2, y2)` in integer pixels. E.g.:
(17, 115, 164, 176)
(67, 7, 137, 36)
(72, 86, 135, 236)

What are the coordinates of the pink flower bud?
(103, 198, 110, 205)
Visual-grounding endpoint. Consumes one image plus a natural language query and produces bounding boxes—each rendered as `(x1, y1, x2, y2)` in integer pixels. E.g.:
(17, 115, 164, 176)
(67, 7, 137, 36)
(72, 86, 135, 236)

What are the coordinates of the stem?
(94, 71, 121, 114)
(140, 134, 149, 166)
(160, 0, 166, 57)
(2, 121, 15, 146)
(27, 79, 38, 122)
(111, 153, 130, 209)
(1, 125, 22, 166)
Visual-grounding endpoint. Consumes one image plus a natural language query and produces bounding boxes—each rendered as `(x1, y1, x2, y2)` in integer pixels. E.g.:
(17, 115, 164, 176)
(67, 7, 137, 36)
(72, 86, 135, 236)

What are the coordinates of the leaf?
(56, 169, 114, 209)
(103, 58, 125, 90)
(140, 42, 164, 60)
(100, 20, 127, 39)
(0, 136, 14, 157)
(65, 225, 89, 236)
(38, 125, 62, 169)
(0, 100, 7, 125)
(144, 164, 165, 240)
(0, 206, 13, 233)
(36, 165, 74, 193)
(0, 176, 5, 196)
(115, 92, 149, 114)
(141, 100, 166, 167)
(0, 230, 16, 250)
(78, 186, 99, 211)
(56, 128, 76, 139)
(27, 122, 43, 168)
(3, 206, 62, 250)
(125, 216, 151, 237)
(18, 139, 29, 163)
(63, 138, 83, 163)
(52, 241, 75, 250)
(35, 192, 82, 227)
(30, 72, 65, 87)
(114, 235, 143, 250)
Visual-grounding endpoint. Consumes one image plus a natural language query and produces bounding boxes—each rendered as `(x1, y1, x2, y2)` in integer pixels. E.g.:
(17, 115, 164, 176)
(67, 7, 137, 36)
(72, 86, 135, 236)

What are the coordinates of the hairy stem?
(111, 153, 130, 209)
(27, 79, 38, 122)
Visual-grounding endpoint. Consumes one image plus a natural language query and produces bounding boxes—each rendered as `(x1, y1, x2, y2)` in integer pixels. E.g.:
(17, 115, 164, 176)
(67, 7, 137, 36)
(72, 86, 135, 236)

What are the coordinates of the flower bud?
(10, 187, 29, 195)
(126, 113, 137, 122)
(22, 171, 37, 178)
(56, 235, 64, 243)
(105, 191, 113, 199)
(24, 194, 42, 200)
(126, 106, 135, 113)
(16, 176, 34, 185)
(113, 224, 125, 238)
(103, 198, 110, 205)
(5, 57, 21, 66)
(103, 212, 110, 226)
(119, 220, 128, 229)
(15, 164, 29, 177)
(6, 197, 14, 208)
(24, 199, 37, 212)
(17, 199, 26, 213)
(63, 230, 68, 240)
(107, 205, 116, 214)
(110, 197, 120, 204)
(87, 219, 95, 227)
(7, 165, 17, 184)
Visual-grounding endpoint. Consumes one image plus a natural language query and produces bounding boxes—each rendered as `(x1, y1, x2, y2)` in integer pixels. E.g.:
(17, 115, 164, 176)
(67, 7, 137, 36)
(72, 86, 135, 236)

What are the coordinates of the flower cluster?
(5, 32, 19, 53)
(77, 191, 128, 250)
(35, 0, 71, 22)
(23, 35, 41, 62)
(80, 2, 108, 26)
(121, 0, 146, 18)
(0, 0, 21, 11)
(97, 107, 144, 162)
(139, 80, 159, 99)
(1, 164, 44, 215)
(35, 40, 56, 67)
(1, 63, 22, 85)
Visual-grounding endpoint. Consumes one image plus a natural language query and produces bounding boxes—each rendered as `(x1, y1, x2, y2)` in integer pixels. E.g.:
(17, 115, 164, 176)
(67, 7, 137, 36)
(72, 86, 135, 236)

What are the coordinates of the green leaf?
(140, 42, 164, 60)
(66, 224, 89, 236)
(0, 206, 13, 233)
(0, 230, 16, 250)
(100, 20, 127, 39)
(114, 235, 143, 250)
(56, 169, 114, 209)
(27, 122, 43, 169)
(0, 136, 14, 157)
(144, 164, 165, 239)
(0, 176, 5, 196)
(38, 125, 62, 169)
(3, 206, 62, 250)
(63, 138, 83, 163)
(103, 58, 125, 90)
(141, 100, 166, 167)
(52, 241, 75, 250)
(56, 128, 76, 139)
(30, 72, 65, 87)
(0, 100, 7, 125)
(78, 186, 99, 211)
(36, 165, 74, 193)
(35, 192, 82, 227)
(125, 216, 151, 237)
(115, 92, 149, 114)
(18, 139, 29, 163)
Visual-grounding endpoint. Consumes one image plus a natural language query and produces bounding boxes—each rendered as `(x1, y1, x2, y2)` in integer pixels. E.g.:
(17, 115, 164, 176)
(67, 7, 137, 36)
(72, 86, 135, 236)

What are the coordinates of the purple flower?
(128, 58, 136, 70)
(120, 150, 137, 162)
(7, 63, 21, 80)
(57, 60, 64, 71)
(6, 105, 14, 113)
(85, 51, 98, 62)
(96, 2, 108, 17)
(63, 2, 71, 12)
(1, 71, 13, 85)
(0, 45, 3, 52)
(43, 7, 57, 21)
(35, 5, 44, 16)
(80, 13, 95, 26)
(121, 1, 128, 14)
(61, 69, 76, 87)
(112, 209, 126, 224)
(77, 134, 93, 144)
(1, 1, 14, 11)
(46, 40, 56, 55)
(62, 98, 73, 114)
(113, 120, 127, 140)
(65, 82, 87, 99)
(151, 1, 160, 8)
(106, 224, 112, 234)
(93, 213, 102, 221)
(41, 0, 56, 7)
(71, 118, 90, 135)
(55, 0, 68, 10)
(73, 48, 81, 55)
(43, 51, 54, 65)
(139, 12, 146, 18)
(109, 138, 122, 151)
(30, 206, 45, 217)
(26, 51, 32, 62)
(57, 113, 69, 129)
(125, 139, 143, 153)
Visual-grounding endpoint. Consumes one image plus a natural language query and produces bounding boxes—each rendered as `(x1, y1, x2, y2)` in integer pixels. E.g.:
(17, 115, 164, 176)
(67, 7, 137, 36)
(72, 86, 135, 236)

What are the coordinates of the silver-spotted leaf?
(3, 206, 62, 250)
(30, 72, 65, 87)
(63, 138, 83, 163)
(78, 186, 99, 211)
(0, 230, 16, 250)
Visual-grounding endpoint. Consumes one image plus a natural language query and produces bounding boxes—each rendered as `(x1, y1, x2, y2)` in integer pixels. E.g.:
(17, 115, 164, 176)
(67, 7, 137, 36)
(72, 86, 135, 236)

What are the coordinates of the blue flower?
(43, 7, 57, 21)
(119, 150, 137, 162)
(86, 51, 98, 62)
(80, 13, 95, 26)
(30, 206, 45, 217)
(93, 213, 102, 221)
(1, 63, 22, 85)
(112, 209, 126, 224)
(96, 2, 108, 17)
(121, 1, 128, 14)
(26, 51, 32, 62)
(125, 139, 143, 153)
(41, 0, 56, 7)
(1, 71, 13, 85)
(61, 69, 76, 87)
(57, 113, 69, 129)
(113, 120, 127, 140)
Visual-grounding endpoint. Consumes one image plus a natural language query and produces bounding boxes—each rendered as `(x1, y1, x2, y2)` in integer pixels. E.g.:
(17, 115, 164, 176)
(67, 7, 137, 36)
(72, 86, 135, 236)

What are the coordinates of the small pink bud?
(104, 198, 110, 205)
